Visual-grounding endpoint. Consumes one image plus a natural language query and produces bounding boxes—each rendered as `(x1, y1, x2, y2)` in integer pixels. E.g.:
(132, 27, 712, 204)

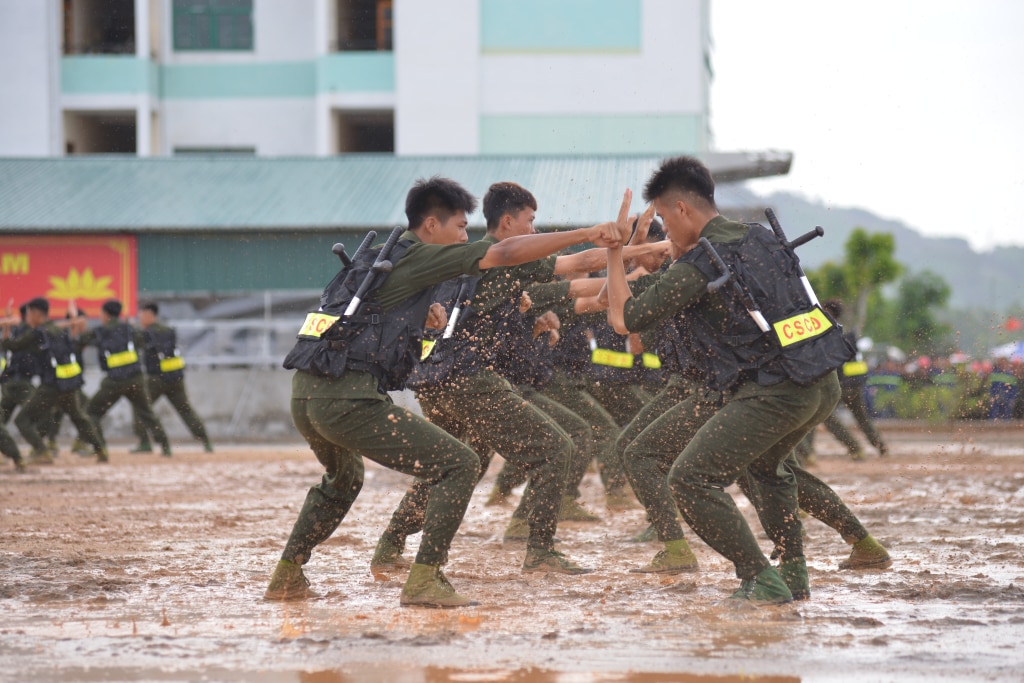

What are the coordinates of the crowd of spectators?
(864, 354, 1023, 421)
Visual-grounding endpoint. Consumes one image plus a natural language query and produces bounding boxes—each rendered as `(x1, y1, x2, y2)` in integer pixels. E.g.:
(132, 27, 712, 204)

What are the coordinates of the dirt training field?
(1, 423, 1023, 682)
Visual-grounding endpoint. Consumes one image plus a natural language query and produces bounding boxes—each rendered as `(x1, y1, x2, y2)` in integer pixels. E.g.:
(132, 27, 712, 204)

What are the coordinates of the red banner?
(0, 235, 137, 319)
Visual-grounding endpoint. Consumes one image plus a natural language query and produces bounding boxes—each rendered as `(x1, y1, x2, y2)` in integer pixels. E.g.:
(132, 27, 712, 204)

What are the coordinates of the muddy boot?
(605, 487, 641, 512)
(878, 444, 889, 457)
(629, 539, 698, 574)
(28, 448, 54, 465)
(399, 563, 473, 608)
(370, 533, 409, 578)
(839, 534, 892, 570)
(850, 448, 865, 462)
(522, 547, 592, 575)
(503, 516, 530, 543)
(729, 566, 793, 605)
(160, 443, 172, 458)
(203, 440, 214, 454)
(778, 556, 809, 600)
(73, 439, 93, 457)
(629, 523, 658, 543)
(96, 447, 110, 464)
(130, 441, 153, 454)
(264, 559, 313, 601)
(558, 495, 600, 522)
(11, 456, 28, 473)
(47, 439, 59, 458)
(484, 485, 511, 507)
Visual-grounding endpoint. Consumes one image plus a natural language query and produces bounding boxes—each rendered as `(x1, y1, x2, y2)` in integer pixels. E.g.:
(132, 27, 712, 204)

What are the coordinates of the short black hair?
(141, 301, 159, 315)
(482, 182, 538, 231)
(404, 176, 477, 230)
(643, 156, 717, 209)
(26, 297, 49, 314)
(101, 300, 123, 318)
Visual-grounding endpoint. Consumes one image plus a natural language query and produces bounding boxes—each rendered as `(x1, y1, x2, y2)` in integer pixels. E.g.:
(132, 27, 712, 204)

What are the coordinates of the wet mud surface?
(2, 424, 1023, 682)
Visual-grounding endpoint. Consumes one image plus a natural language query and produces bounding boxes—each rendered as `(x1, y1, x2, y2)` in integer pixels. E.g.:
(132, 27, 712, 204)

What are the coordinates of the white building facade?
(0, 0, 712, 158)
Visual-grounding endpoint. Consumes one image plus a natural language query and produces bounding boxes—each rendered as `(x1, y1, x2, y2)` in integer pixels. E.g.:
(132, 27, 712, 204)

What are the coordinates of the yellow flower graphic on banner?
(48, 268, 116, 301)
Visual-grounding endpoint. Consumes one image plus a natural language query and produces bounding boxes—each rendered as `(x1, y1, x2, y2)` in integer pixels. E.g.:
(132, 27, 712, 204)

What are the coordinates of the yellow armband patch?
(772, 307, 833, 348)
(298, 312, 340, 339)
(592, 348, 634, 368)
(641, 352, 662, 369)
(160, 356, 186, 372)
(842, 360, 868, 377)
(421, 339, 437, 361)
(106, 349, 139, 368)
(56, 361, 82, 379)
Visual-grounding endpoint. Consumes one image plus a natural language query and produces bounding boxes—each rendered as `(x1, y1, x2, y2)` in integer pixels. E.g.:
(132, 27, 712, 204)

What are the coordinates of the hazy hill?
(750, 191, 1024, 312)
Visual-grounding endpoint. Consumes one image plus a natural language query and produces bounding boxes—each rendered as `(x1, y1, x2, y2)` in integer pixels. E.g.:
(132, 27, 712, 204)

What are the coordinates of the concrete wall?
(0, 0, 61, 155)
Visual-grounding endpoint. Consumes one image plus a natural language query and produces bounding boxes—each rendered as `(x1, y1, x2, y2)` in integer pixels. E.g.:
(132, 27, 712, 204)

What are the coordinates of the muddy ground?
(1, 422, 1023, 682)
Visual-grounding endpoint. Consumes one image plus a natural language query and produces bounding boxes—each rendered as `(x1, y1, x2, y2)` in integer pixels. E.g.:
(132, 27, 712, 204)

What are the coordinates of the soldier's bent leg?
(14, 386, 55, 453)
(164, 378, 211, 444)
(668, 376, 838, 580)
(124, 377, 170, 451)
(58, 390, 106, 456)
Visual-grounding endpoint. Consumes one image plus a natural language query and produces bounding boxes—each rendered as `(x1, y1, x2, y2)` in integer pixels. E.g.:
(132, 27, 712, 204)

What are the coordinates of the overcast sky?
(709, 0, 1024, 252)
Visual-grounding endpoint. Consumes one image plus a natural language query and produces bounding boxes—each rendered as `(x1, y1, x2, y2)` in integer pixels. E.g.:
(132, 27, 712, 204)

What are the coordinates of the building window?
(63, 0, 136, 55)
(64, 111, 137, 155)
(333, 110, 393, 153)
(173, 0, 253, 51)
(333, 0, 392, 51)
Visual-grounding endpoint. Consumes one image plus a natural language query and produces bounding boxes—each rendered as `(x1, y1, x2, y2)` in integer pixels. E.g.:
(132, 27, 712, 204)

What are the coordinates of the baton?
(764, 208, 822, 306)
(443, 277, 474, 339)
(699, 237, 770, 332)
(322, 231, 378, 308)
(344, 226, 405, 317)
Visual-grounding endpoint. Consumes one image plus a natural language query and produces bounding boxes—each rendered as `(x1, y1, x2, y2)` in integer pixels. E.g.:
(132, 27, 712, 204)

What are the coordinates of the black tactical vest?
(1, 324, 39, 383)
(142, 326, 185, 382)
(283, 239, 434, 393)
(680, 223, 855, 391)
(39, 325, 85, 392)
(95, 323, 143, 379)
(404, 275, 480, 391)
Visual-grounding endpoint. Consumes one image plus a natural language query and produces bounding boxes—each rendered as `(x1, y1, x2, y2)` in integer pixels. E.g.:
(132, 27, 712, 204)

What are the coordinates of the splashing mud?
(1, 423, 1022, 682)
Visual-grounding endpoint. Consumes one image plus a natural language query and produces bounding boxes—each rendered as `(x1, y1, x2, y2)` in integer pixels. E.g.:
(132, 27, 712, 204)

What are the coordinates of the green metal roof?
(0, 152, 789, 232)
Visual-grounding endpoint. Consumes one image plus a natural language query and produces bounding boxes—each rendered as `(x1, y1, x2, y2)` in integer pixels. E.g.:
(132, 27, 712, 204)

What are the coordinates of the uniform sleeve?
(375, 240, 492, 311)
(622, 261, 708, 333)
(1, 328, 41, 353)
(526, 280, 572, 310)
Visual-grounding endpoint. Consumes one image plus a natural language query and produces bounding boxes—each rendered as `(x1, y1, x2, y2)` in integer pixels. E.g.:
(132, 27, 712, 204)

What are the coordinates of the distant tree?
(866, 270, 952, 356)
(806, 228, 902, 332)
(843, 229, 902, 331)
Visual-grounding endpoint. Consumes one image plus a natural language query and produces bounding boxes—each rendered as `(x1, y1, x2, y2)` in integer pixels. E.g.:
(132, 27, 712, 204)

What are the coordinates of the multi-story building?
(1, 0, 714, 158)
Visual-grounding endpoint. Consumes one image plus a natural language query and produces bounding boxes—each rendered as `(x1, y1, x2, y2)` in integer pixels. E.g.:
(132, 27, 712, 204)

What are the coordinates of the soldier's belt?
(771, 307, 833, 348)
(160, 356, 186, 372)
(591, 348, 634, 368)
(55, 362, 82, 379)
(106, 350, 139, 368)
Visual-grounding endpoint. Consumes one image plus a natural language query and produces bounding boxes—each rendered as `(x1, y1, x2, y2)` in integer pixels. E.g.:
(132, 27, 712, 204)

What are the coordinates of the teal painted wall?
(137, 230, 486, 293)
(480, 114, 704, 155)
(62, 56, 156, 96)
(61, 57, 395, 98)
(480, 0, 641, 52)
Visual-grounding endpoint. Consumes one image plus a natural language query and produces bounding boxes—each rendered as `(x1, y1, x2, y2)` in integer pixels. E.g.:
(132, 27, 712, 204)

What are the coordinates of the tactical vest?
(283, 238, 434, 393)
(498, 312, 557, 390)
(680, 223, 854, 391)
(405, 275, 481, 391)
(1, 324, 39, 384)
(588, 321, 638, 384)
(95, 323, 142, 379)
(38, 325, 85, 392)
(549, 314, 592, 379)
(142, 326, 186, 382)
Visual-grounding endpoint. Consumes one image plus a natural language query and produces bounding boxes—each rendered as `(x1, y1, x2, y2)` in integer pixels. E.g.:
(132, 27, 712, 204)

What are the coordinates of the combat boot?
(28, 448, 54, 465)
(72, 439, 93, 457)
(130, 441, 153, 454)
(484, 485, 511, 507)
(503, 516, 530, 542)
(96, 448, 110, 464)
(522, 547, 592, 575)
(370, 533, 410, 577)
(12, 456, 28, 473)
(558, 495, 600, 522)
(264, 559, 313, 601)
(203, 440, 214, 453)
(729, 566, 794, 605)
(778, 556, 810, 600)
(400, 563, 474, 608)
(630, 540, 699, 574)
(160, 444, 172, 458)
(839, 534, 892, 570)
